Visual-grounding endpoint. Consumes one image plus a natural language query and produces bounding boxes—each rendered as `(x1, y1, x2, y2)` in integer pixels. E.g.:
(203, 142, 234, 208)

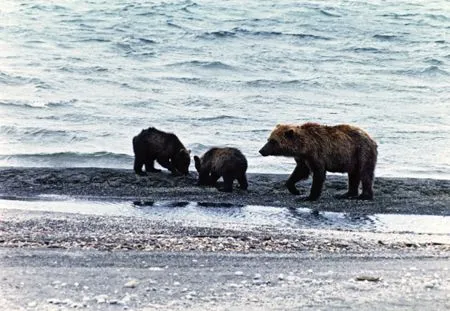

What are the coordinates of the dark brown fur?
(259, 123, 377, 200)
(194, 147, 248, 192)
(132, 127, 190, 176)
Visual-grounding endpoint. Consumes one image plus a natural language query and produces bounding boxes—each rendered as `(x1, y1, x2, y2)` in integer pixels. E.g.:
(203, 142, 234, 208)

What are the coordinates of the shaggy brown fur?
(132, 127, 190, 176)
(194, 147, 248, 192)
(259, 123, 377, 200)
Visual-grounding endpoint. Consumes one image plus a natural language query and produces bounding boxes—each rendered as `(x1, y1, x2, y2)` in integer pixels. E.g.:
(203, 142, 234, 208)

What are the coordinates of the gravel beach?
(0, 167, 449, 310)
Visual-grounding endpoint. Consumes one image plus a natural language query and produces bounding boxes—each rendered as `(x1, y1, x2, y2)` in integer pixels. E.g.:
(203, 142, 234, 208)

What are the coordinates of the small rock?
(286, 275, 296, 282)
(149, 267, 164, 271)
(355, 275, 381, 282)
(174, 281, 181, 286)
(278, 274, 284, 281)
(47, 298, 62, 305)
(252, 279, 263, 286)
(124, 279, 139, 288)
(94, 294, 109, 304)
(253, 273, 261, 280)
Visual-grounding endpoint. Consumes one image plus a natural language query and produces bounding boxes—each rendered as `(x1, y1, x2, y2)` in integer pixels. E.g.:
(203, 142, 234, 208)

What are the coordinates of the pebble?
(278, 274, 285, 280)
(94, 294, 109, 303)
(355, 275, 381, 282)
(252, 279, 263, 286)
(124, 279, 139, 288)
(149, 267, 164, 271)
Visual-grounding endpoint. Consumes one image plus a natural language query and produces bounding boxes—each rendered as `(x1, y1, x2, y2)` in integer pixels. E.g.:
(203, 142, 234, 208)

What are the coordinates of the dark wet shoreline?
(1, 167, 449, 216)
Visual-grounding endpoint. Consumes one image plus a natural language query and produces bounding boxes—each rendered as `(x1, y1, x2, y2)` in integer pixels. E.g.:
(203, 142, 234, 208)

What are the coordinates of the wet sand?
(1, 167, 449, 215)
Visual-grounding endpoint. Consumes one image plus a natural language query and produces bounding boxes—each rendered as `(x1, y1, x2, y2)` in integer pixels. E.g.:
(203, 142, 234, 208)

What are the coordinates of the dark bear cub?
(132, 127, 190, 176)
(194, 147, 248, 192)
(259, 123, 377, 201)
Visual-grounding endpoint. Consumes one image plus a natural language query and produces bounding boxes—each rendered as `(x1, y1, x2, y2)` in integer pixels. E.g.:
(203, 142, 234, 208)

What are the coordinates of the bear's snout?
(259, 145, 269, 156)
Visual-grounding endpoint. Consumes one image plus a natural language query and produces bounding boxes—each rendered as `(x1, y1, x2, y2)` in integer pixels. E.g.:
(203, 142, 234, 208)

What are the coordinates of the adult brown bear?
(259, 123, 377, 201)
(132, 127, 190, 176)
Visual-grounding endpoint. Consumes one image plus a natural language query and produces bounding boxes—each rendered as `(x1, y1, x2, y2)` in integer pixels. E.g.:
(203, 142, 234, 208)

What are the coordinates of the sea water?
(1, 0, 449, 179)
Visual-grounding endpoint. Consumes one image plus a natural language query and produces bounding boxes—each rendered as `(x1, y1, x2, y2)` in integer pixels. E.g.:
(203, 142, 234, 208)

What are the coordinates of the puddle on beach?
(0, 196, 449, 235)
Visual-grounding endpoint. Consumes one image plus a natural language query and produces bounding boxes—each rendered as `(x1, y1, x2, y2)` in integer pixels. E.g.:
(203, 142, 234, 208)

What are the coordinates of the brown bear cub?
(259, 123, 377, 201)
(194, 147, 248, 192)
(133, 127, 190, 176)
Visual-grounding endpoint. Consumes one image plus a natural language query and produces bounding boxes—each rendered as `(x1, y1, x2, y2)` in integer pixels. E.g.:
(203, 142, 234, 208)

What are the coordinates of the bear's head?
(193, 155, 211, 185)
(173, 148, 191, 175)
(259, 124, 307, 157)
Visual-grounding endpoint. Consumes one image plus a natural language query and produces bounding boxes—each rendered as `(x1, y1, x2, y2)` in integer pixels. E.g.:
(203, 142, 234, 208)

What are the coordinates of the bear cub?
(259, 123, 377, 201)
(194, 147, 248, 192)
(133, 127, 190, 176)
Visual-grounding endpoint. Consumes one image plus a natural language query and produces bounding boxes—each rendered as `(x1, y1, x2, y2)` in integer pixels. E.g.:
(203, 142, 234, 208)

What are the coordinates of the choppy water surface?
(0, 0, 449, 178)
(1, 197, 449, 235)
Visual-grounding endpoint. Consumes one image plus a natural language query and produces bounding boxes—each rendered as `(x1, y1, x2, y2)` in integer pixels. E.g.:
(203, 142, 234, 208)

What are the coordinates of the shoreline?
(1, 167, 449, 216)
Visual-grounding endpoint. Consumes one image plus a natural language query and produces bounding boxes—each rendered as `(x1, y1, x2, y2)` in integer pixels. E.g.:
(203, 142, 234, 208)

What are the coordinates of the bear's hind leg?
(337, 170, 360, 199)
(134, 156, 147, 176)
(237, 174, 248, 190)
(218, 172, 234, 192)
(286, 159, 310, 195)
(359, 156, 376, 200)
(359, 173, 374, 200)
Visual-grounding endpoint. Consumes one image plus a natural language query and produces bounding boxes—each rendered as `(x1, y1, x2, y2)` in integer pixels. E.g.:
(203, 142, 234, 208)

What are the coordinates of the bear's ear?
(194, 156, 201, 172)
(284, 129, 295, 139)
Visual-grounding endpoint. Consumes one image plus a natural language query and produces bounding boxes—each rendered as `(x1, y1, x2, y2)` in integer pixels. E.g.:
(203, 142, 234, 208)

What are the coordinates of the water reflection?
(0, 198, 448, 235)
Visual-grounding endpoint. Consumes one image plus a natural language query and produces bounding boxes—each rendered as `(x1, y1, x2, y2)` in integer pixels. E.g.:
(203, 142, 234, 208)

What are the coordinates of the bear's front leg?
(218, 172, 234, 192)
(157, 157, 177, 174)
(308, 169, 326, 201)
(286, 159, 310, 195)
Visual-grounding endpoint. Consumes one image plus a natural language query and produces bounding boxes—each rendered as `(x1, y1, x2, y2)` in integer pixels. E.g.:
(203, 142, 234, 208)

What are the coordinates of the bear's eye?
(269, 138, 276, 144)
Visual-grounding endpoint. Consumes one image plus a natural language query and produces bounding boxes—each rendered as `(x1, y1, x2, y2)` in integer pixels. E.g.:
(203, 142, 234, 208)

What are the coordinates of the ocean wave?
(198, 28, 330, 40)
(0, 99, 77, 109)
(373, 34, 398, 41)
(29, 4, 68, 12)
(349, 47, 384, 53)
(318, 9, 341, 17)
(199, 30, 236, 39)
(58, 65, 108, 74)
(1, 126, 89, 144)
(197, 115, 247, 122)
(167, 60, 235, 70)
(0, 152, 133, 168)
(245, 79, 315, 88)
(395, 66, 449, 77)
